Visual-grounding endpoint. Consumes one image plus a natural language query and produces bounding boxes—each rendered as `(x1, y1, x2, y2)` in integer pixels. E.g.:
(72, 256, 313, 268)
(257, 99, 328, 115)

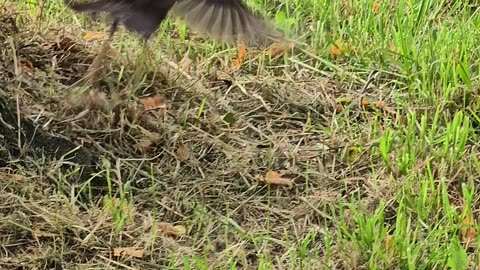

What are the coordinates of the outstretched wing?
(171, 0, 281, 45)
(67, 0, 281, 44)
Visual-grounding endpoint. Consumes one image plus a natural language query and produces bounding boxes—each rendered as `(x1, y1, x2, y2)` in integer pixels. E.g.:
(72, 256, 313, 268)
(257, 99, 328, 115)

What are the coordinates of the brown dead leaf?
(267, 42, 295, 58)
(374, 100, 385, 109)
(137, 131, 161, 150)
(33, 227, 58, 238)
(385, 234, 394, 258)
(331, 39, 355, 58)
(372, 2, 380, 13)
(179, 50, 193, 71)
(105, 46, 118, 58)
(176, 144, 190, 161)
(331, 41, 342, 58)
(361, 98, 369, 107)
(113, 247, 144, 258)
(142, 130, 161, 142)
(335, 103, 344, 113)
(19, 58, 34, 75)
(84, 31, 105, 41)
(0, 170, 24, 182)
(137, 139, 154, 150)
(58, 37, 81, 52)
(209, 67, 233, 87)
(258, 171, 294, 189)
(232, 43, 247, 69)
(139, 94, 166, 111)
(460, 213, 477, 243)
(158, 222, 186, 237)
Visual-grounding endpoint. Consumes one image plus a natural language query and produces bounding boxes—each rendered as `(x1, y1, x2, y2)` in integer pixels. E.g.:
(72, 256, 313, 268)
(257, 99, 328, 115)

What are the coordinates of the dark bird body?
(68, 0, 280, 45)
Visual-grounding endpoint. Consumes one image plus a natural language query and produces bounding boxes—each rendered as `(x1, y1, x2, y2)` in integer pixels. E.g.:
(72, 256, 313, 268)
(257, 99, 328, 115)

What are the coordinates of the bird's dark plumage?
(67, 0, 280, 45)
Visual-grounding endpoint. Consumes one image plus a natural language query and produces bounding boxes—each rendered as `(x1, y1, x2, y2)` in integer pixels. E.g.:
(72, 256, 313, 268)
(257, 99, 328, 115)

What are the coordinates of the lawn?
(1, 0, 480, 269)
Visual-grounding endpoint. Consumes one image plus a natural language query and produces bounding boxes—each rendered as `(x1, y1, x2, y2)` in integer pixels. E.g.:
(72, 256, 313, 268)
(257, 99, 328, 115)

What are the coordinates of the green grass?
(2, 0, 480, 269)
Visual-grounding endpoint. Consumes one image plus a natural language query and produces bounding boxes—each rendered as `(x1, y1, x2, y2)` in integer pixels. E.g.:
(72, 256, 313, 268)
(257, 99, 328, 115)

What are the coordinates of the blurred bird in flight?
(67, 0, 282, 84)
(68, 0, 281, 45)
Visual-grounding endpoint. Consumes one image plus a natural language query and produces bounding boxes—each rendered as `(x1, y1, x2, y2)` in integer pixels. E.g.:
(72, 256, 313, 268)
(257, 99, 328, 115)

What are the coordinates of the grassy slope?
(2, 0, 480, 269)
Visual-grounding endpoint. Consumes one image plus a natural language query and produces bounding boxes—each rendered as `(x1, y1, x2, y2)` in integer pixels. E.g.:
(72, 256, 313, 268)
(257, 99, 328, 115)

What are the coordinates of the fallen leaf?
(267, 42, 295, 58)
(374, 100, 385, 109)
(331, 41, 341, 58)
(58, 37, 80, 52)
(139, 94, 166, 111)
(361, 98, 369, 107)
(33, 227, 58, 238)
(331, 39, 355, 58)
(142, 130, 161, 142)
(460, 214, 477, 243)
(0, 171, 24, 182)
(105, 46, 118, 58)
(137, 131, 161, 150)
(179, 50, 193, 71)
(113, 247, 144, 258)
(137, 139, 154, 150)
(258, 171, 294, 189)
(176, 144, 190, 161)
(372, 2, 379, 13)
(158, 222, 186, 237)
(19, 58, 34, 75)
(84, 31, 105, 41)
(335, 103, 344, 113)
(209, 67, 233, 87)
(232, 43, 247, 69)
(385, 234, 394, 258)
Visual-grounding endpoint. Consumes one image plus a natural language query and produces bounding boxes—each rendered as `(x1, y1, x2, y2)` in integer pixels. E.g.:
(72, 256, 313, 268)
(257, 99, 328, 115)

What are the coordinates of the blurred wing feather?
(172, 0, 281, 45)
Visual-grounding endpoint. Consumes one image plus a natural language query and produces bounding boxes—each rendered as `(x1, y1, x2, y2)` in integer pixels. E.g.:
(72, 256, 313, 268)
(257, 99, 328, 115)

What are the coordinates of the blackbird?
(67, 0, 281, 45)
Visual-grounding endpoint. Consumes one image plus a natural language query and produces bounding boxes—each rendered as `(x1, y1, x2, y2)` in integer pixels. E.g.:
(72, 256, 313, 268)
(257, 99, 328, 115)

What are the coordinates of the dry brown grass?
(0, 3, 397, 269)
